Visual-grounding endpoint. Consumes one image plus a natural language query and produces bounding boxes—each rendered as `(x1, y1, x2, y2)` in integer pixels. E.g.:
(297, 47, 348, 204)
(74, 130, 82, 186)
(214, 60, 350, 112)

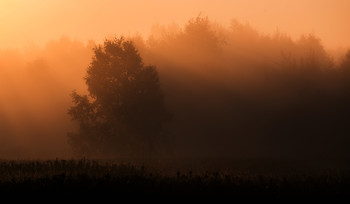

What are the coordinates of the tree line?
(68, 17, 350, 158)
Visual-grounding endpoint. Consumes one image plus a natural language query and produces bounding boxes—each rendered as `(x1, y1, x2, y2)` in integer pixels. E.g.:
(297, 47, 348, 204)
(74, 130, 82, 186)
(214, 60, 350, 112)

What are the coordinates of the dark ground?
(0, 158, 349, 200)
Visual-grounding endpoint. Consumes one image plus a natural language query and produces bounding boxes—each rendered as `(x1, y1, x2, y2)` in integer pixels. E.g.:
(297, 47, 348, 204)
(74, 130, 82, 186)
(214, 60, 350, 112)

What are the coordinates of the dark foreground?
(0, 159, 349, 199)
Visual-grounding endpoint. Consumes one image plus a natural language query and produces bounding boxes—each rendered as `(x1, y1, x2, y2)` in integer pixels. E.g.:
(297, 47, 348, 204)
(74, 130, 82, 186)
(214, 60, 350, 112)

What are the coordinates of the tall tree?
(68, 37, 170, 157)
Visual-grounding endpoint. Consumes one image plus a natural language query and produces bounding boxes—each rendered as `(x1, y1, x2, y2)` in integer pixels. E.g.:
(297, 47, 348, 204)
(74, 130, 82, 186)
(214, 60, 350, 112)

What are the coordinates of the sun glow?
(0, 0, 349, 50)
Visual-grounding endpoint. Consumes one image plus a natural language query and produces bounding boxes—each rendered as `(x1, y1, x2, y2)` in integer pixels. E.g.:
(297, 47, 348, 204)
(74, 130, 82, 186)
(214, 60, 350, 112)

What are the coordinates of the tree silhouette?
(67, 37, 170, 157)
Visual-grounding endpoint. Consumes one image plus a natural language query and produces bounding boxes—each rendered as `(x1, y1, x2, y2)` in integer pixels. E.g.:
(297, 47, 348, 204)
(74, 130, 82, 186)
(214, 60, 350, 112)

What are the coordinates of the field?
(0, 158, 349, 199)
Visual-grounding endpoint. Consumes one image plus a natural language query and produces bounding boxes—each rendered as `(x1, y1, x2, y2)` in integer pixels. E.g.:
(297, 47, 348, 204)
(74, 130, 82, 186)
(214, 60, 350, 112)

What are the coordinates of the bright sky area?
(0, 0, 349, 50)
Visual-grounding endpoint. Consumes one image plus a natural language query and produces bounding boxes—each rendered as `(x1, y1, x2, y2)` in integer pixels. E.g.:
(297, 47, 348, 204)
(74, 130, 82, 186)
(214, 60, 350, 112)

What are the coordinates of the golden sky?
(0, 0, 349, 49)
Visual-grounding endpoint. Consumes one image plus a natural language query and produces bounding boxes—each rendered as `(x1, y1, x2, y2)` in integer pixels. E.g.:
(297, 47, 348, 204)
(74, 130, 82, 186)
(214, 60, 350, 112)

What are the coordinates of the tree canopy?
(68, 37, 170, 157)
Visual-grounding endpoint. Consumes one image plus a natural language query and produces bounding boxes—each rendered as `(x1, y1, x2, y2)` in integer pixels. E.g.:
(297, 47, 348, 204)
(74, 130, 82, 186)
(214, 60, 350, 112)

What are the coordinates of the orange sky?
(0, 0, 349, 50)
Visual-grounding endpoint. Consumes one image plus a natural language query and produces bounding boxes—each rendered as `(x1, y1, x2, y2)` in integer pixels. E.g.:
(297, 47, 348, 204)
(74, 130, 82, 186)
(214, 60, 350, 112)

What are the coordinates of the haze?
(1, 0, 349, 50)
(1, 1, 350, 159)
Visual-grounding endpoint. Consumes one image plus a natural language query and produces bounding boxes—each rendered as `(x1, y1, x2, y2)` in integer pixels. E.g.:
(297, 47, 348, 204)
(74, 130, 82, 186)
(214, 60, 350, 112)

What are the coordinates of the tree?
(67, 37, 171, 158)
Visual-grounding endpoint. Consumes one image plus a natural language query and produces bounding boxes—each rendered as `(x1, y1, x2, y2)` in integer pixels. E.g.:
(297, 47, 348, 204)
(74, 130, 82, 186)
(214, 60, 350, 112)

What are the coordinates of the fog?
(1, 0, 350, 50)
(134, 17, 350, 158)
(0, 38, 93, 158)
(0, 1, 350, 159)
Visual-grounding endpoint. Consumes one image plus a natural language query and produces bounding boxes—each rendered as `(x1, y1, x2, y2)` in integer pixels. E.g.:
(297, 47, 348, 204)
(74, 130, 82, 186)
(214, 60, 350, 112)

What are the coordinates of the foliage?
(68, 37, 170, 157)
(135, 16, 350, 158)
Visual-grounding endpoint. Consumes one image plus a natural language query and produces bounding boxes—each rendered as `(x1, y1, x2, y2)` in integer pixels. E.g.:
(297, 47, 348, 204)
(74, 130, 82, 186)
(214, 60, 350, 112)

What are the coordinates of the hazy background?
(1, 0, 350, 50)
(0, 0, 350, 159)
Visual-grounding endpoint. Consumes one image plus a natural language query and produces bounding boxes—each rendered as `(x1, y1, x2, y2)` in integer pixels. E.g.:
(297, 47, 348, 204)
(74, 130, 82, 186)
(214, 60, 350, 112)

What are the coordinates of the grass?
(0, 158, 349, 199)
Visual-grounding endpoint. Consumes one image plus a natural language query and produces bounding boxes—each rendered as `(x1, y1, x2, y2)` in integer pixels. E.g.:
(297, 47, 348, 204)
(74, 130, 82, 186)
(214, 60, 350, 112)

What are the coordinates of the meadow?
(0, 158, 349, 198)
